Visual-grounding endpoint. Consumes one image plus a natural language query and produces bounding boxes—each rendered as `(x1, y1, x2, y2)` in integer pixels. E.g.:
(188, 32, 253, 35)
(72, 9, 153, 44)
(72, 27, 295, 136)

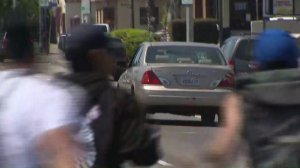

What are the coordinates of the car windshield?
(146, 46, 226, 65)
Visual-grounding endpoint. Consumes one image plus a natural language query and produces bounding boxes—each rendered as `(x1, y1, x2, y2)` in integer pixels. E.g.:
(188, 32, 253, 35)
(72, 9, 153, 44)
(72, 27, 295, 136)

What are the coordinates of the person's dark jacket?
(236, 69, 300, 168)
(60, 73, 161, 168)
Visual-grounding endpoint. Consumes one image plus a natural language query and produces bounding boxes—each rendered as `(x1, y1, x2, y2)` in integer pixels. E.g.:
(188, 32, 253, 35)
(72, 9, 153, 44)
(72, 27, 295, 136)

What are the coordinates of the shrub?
(110, 29, 155, 59)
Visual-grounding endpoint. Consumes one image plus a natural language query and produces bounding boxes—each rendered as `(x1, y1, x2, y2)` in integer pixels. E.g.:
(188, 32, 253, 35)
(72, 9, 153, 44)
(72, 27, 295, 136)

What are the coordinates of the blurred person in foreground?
(0, 13, 86, 168)
(208, 29, 300, 168)
(62, 24, 161, 168)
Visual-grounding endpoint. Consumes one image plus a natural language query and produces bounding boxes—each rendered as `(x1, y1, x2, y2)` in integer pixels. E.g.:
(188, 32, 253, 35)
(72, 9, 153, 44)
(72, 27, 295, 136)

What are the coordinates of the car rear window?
(146, 46, 226, 65)
(235, 39, 256, 61)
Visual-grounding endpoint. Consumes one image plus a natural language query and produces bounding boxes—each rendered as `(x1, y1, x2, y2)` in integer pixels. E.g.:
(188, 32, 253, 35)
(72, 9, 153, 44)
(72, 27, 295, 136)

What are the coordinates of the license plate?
(180, 77, 200, 86)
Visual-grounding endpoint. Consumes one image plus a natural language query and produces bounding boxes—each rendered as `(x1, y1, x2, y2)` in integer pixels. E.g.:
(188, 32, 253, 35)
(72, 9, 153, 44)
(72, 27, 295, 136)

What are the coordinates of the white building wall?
(65, 2, 80, 33)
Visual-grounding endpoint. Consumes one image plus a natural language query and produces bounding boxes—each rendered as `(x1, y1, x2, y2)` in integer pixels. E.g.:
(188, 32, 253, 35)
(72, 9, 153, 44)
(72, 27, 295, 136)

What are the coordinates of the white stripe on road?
(158, 160, 173, 167)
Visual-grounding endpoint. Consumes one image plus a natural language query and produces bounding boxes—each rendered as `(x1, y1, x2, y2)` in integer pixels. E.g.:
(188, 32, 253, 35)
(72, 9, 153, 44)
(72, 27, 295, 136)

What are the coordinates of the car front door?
(119, 45, 144, 93)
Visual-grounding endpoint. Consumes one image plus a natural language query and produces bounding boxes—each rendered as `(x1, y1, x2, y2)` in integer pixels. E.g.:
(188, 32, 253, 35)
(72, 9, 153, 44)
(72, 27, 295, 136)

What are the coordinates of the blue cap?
(255, 29, 299, 70)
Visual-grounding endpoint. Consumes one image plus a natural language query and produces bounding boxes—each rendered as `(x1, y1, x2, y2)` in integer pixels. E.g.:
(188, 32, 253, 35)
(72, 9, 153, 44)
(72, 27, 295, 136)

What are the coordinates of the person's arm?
(35, 85, 86, 168)
(37, 126, 76, 168)
(207, 93, 243, 161)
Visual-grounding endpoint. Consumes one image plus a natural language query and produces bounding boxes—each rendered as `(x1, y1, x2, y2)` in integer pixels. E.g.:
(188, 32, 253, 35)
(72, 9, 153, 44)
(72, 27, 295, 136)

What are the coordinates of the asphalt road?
(125, 113, 249, 168)
(0, 50, 249, 168)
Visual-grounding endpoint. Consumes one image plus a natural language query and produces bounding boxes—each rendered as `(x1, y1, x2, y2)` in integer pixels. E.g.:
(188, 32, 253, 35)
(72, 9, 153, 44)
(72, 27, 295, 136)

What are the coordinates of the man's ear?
(87, 49, 113, 74)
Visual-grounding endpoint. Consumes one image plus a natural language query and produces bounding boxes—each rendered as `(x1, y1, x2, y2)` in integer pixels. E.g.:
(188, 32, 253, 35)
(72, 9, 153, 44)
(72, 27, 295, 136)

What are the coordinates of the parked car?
(58, 33, 71, 52)
(117, 42, 233, 123)
(93, 23, 110, 33)
(221, 35, 258, 74)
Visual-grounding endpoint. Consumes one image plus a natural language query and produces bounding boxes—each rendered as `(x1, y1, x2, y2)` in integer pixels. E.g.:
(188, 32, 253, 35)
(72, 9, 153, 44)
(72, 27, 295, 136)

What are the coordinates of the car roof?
(143, 41, 220, 48)
(226, 35, 258, 41)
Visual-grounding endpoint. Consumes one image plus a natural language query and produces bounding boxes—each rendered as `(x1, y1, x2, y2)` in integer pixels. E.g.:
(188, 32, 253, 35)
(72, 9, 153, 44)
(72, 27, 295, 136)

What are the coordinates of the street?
(131, 113, 249, 168)
(0, 47, 248, 168)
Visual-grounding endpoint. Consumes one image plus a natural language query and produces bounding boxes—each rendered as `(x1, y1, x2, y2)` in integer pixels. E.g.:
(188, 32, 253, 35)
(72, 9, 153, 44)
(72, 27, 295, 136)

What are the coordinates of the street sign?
(40, 0, 49, 7)
(81, 0, 90, 14)
(81, 0, 91, 23)
(181, 0, 193, 5)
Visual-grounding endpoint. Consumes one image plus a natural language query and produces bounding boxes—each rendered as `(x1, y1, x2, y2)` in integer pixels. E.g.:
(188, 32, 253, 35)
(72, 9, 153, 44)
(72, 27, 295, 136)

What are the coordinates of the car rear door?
(234, 39, 256, 73)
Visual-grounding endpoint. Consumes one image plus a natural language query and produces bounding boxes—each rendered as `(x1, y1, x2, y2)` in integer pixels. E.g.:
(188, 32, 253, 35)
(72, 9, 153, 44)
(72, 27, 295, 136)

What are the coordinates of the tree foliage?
(110, 29, 156, 59)
(0, 0, 12, 18)
(0, 0, 39, 29)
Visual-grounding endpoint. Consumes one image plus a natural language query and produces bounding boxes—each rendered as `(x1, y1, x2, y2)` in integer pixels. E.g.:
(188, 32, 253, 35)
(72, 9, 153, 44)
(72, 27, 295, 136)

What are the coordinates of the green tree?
(111, 29, 155, 59)
(0, 0, 12, 18)
(17, 0, 39, 24)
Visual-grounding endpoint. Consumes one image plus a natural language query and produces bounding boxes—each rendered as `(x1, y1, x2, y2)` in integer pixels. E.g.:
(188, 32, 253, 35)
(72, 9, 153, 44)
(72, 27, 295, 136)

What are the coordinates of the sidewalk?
(34, 44, 70, 68)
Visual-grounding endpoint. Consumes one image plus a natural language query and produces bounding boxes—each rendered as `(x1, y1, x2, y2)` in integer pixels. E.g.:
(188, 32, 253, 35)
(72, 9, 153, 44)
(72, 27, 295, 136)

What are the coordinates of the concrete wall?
(251, 20, 300, 33)
(295, 0, 300, 15)
(223, 0, 230, 28)
(65, 2, 80, 33)
(116, 0, 132, 29)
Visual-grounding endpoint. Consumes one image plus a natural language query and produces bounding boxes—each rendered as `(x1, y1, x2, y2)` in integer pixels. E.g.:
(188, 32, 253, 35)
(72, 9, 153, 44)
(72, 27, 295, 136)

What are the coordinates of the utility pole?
(218, 0, 223, 46)
(256, 0, 259, 20)
(13, 0, 17, 9)
(131, 0, 135, 28)
(182, 0, 193, 42)
(186, 6, 193, 42)
(147, 0, 155, 32)
(292, 0, 295, 20)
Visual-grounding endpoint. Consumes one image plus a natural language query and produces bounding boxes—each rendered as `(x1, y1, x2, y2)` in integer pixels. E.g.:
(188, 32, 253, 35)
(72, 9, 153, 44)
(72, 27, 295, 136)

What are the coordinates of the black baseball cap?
(65, 24, 110, 72)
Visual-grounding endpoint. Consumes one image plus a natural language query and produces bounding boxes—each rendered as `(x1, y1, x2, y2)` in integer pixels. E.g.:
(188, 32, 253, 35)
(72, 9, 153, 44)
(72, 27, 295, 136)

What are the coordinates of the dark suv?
(221, 35, 258, 74)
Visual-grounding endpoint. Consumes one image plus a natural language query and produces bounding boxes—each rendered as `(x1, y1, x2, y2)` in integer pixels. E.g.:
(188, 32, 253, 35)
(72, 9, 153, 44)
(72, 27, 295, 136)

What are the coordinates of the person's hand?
(205, 142, 229, 162)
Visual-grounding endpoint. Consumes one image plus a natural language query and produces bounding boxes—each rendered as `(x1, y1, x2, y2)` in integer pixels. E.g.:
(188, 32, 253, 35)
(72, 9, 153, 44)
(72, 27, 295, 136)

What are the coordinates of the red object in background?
(218, 72, 235, 88)
(228, 59, 235, 69)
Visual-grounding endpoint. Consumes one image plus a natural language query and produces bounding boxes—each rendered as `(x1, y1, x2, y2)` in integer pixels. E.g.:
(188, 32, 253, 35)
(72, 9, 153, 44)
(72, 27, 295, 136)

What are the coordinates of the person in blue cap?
(207, 29, 300, 168)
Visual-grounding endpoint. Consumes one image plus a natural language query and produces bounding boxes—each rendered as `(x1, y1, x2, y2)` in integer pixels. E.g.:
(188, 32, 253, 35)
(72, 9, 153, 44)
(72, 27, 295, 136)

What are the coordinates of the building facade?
(64, 0, 300, 34)
(65, 0, 169, 32)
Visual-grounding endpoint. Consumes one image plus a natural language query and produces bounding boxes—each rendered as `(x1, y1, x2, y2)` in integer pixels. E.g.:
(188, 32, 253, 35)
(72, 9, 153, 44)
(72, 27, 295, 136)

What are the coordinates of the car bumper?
(136, 85, 232, 107)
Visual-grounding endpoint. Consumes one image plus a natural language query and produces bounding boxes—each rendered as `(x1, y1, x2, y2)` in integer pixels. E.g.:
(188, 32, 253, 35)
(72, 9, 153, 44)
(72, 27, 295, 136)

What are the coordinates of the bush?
(172, 19, 220, 44)
(110, 29, 155, 59)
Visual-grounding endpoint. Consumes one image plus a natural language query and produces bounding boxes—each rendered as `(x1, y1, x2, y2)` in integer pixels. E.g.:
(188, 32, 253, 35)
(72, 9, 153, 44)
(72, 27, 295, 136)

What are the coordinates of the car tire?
(202, 113, 215, 124)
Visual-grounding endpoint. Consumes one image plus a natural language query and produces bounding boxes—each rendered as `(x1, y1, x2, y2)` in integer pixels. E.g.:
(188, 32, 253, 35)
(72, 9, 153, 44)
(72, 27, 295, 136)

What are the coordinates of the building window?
(96, 7, 115, 29)
(234, 2, 247, 11)
(195, 0, 203, 18)
(194, 0, 218, 19)
(140, 7, 159, 25)
(206, 0, 218, 18)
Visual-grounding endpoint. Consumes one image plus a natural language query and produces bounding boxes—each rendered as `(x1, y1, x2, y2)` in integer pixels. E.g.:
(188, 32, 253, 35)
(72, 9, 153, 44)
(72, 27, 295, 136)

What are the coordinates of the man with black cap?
(63, 24, 161, 168)
(208, 29, 300, 168)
